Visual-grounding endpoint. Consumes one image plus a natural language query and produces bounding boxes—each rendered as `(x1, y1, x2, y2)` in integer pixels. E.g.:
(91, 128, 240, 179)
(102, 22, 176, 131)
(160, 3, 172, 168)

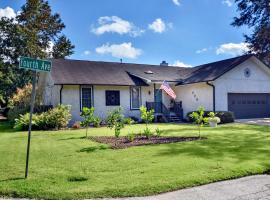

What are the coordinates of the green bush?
(155, 128, 162, 137)
(187, 111, 234, 124)
(14, 113, 39, 130)
(14, 105, 71, 131)
(127, 132, 135, 142)
(93, 117, 101, 128)
(123, 117, 135, 125)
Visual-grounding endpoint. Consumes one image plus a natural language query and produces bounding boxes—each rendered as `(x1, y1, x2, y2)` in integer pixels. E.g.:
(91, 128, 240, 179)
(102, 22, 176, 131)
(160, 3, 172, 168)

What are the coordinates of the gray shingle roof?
(50, 54, 254, 86)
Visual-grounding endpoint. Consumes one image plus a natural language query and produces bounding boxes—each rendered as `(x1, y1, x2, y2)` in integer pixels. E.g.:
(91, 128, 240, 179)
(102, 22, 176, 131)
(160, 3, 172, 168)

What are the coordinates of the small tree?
(189, 106, 207, 137)
(80, 107, 95, 138)
(140, 106, 154, 138)
(107, 107, 125, 138)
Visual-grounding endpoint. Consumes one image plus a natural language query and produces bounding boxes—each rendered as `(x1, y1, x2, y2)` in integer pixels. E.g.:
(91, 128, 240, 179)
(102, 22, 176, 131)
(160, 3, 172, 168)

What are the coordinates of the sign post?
(19, 56, 52, 179)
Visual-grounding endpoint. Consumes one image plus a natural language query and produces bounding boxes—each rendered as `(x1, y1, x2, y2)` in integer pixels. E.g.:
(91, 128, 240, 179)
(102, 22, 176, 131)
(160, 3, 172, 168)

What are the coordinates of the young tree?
(80, 107, 95, 138)
(189, 106, 207, 137)
(107, 107, 125, 138)
(232, 0, 270, 64)
(139, 106, 154, 138)
(0, 0, 75, 106)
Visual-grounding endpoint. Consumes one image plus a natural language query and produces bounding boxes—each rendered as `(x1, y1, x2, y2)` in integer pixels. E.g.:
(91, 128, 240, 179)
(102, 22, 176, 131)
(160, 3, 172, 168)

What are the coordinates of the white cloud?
(91, 16, 144, 37)
(172, 60, 192, 68)
(196, 48, 208, 54)
(172, 0, 181, 6)
(83, 50, 91, 56)
(216, 42, 249, 56)
(222, 0, 233, 7)
(148, 18, 172, 33)
(0, 6, 16, 19)
(95, 42, 142, 59)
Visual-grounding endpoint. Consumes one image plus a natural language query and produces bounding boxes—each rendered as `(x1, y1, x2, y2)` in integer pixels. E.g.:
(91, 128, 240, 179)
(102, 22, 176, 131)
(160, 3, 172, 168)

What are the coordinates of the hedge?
(186, 111, 235, 124)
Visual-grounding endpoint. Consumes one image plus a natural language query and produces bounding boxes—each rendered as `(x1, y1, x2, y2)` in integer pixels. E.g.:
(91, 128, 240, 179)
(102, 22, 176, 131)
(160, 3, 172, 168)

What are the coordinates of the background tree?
(0, 0, 74, 107)
(232, 0, 270, 64)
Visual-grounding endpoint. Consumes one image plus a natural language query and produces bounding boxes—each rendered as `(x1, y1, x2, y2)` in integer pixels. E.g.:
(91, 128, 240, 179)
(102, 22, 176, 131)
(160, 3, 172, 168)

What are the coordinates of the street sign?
(19, 56, 52, 72)
(19, 56, 52, 178)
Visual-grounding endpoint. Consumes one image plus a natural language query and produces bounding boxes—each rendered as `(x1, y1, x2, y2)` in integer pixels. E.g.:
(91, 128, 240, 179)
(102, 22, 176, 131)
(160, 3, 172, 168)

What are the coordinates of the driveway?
(235, 118, 270, 126)
(98, 175, 270, 200)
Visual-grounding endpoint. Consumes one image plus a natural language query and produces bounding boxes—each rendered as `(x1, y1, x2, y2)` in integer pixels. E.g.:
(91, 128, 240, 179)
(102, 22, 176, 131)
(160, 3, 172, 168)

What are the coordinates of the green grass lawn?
(0, 121, 269, 200)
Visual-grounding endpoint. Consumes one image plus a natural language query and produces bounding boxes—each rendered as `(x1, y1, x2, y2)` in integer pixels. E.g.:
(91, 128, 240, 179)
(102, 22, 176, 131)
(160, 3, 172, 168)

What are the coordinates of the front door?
(155, 89, 162, 113)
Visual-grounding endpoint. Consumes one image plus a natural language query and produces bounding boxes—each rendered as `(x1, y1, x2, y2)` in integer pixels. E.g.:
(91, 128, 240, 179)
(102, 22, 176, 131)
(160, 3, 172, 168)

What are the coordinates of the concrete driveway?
(235, 118, 270, 126)
(98, 175, 270, 200)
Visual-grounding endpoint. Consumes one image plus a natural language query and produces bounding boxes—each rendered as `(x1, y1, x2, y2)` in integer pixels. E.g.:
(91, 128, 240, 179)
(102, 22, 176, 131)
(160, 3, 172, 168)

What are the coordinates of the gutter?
(206, 81, 215, 112)
(60, 85, 63, 104)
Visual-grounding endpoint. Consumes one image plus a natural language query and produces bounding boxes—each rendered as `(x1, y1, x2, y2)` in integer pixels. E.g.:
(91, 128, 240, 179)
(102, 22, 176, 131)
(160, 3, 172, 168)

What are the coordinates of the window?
(81, 87, 92, 109)
(130, 86, 141, 109)
(106, 90, 120, 106)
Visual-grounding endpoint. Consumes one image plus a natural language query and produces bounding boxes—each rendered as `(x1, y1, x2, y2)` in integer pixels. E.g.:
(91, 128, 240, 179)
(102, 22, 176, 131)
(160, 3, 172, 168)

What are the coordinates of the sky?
(0, 0, 251, 67)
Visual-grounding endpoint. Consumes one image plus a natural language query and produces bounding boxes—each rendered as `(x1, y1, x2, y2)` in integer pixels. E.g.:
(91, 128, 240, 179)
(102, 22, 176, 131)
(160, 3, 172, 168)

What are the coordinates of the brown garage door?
(228, 93, 270, 119)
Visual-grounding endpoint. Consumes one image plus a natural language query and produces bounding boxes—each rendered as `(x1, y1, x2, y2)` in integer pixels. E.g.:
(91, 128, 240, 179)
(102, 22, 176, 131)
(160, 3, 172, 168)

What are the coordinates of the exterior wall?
(175, 82, 213, 117)
(214, 58, 270, 111)
(58, 85, 154, 123)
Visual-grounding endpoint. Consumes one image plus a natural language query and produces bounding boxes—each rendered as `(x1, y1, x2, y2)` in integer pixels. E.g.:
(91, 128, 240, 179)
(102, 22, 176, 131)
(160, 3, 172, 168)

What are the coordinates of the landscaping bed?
(89, 135, 206, 149)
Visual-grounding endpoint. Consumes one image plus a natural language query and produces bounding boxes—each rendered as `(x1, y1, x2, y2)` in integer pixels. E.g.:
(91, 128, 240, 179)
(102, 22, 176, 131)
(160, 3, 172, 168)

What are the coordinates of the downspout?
(60, 85, 63, 104)
(206, 82, 215, 112)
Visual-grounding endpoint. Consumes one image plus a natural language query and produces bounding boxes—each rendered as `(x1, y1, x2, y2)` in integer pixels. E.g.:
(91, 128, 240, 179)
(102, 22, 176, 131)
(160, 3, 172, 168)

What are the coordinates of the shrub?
(127, 132, 135, 142)
(107, 107, 125, 138)
(14, 105, 71, 131)
(80, 107, 95, 138)
(189, 106, 208, 137)
(187, 111, 235, 124)
(93, 117, 101, 128)
(143, 127, 152, 138)
(124, 117, 134, 125)
(155, 128, 162, 137)
(14, 113, 39, 130)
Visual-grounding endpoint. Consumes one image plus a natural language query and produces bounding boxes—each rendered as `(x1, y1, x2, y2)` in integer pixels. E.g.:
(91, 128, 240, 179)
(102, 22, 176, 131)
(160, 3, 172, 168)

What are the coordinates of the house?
(39, 54, 270, 123)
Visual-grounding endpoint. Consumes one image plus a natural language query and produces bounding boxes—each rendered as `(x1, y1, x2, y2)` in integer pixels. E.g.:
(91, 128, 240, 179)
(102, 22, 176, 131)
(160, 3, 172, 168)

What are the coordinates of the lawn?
(0, 121, 269, 200)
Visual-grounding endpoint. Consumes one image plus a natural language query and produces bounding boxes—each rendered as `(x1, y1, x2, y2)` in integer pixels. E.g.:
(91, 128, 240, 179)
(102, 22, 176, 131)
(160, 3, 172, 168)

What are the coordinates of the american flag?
(160, 81, 176, 99)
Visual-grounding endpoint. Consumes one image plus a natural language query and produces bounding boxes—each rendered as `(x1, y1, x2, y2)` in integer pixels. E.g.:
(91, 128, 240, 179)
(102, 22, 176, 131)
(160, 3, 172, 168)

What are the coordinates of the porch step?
(168, 114, 182, 123)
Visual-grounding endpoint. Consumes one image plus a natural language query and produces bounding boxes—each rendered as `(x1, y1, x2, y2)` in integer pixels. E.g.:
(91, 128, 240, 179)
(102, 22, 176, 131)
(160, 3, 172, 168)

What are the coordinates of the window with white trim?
(131, 86, 141, 109)
(81, 87, 92, 109)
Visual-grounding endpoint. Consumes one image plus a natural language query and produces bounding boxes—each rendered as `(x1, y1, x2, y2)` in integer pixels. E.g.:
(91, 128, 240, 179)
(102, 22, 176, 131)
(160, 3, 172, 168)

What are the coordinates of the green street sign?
(19, 56, 52, 72)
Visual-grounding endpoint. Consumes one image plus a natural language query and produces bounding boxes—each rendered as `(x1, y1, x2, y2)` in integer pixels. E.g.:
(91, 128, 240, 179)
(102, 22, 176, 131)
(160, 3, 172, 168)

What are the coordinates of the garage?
(228, 93, 270, 119)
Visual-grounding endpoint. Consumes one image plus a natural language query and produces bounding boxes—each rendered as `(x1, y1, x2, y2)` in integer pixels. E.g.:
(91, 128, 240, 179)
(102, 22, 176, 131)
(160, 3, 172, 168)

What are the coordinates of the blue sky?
(0, 0, 250, 67)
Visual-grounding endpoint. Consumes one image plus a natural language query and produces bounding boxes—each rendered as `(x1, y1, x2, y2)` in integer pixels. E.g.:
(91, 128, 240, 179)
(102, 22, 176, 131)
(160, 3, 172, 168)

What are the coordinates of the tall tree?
(0, 0, 74, 106)
(232, 0, 270, 64)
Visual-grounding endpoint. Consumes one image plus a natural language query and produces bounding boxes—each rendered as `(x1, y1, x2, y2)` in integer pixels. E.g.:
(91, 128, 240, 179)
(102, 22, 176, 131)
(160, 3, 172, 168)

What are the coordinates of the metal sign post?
(25, 71, 37, 178)
(19, 56, 52, 179)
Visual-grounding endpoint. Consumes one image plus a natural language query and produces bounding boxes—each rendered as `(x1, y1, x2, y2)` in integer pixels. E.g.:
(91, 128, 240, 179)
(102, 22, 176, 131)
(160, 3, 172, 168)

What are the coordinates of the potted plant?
(208, 112, 221, 127)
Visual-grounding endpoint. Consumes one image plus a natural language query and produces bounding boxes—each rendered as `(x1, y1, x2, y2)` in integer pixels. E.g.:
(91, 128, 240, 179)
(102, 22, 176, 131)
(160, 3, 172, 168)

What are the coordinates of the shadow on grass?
(155, 125, 270, 165)
(0, 177, 24, 182)
(0, 121, 16, 133)
(78, 145, 108, 153)
(58, 136, 85, 141)
(67, 176, 88, 182)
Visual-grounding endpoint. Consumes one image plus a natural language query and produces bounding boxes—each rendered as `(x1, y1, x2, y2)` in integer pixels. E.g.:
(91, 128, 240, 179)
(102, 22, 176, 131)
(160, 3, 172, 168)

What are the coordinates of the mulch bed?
(89, 135, 206, 149)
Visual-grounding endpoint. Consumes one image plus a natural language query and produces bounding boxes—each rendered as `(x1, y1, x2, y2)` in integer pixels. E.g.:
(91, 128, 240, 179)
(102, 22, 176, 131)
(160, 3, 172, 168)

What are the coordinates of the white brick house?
(39, 55, 270, 123)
